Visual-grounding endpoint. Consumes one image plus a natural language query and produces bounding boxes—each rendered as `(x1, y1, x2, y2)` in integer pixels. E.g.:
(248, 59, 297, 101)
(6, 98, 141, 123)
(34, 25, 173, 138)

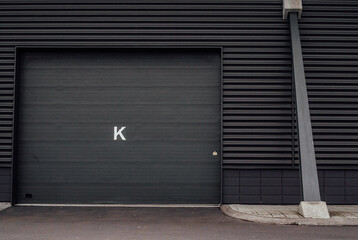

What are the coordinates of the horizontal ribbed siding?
(0, 46, 14, 169)
(301, 0, 358, 166)
(223, 44, 292, 167)
(0, 0, 293, 171)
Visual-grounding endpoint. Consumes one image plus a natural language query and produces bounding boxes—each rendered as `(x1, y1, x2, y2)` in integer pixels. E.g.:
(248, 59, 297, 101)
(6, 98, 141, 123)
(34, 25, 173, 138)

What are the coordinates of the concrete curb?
(220, 205, 358, 226)
(0, 202, 11, 212)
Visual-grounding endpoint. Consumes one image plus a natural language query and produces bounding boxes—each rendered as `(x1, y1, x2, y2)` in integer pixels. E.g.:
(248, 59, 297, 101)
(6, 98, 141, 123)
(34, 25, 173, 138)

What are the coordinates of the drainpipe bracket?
(283, 0, 302, 19)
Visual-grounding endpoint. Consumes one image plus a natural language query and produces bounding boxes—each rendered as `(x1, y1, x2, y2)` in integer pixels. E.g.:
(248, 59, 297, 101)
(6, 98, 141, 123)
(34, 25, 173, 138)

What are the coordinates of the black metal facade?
(0, 0, 357, 204)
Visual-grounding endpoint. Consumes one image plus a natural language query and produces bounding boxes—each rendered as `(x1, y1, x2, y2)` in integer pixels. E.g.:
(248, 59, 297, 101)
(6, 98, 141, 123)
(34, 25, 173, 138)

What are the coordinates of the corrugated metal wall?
(223, 0, 358, 204)
(301, 0, 358, 167)
(0, 0, 357, 204)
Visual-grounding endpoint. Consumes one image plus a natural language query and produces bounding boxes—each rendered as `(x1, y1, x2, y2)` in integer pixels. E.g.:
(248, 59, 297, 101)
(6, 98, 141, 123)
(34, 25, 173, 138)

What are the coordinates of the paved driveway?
(0, 207, 357, 240)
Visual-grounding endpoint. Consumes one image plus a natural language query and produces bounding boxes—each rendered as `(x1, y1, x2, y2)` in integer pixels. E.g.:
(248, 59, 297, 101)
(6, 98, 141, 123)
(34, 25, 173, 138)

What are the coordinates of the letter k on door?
(114, 126, 126, 141)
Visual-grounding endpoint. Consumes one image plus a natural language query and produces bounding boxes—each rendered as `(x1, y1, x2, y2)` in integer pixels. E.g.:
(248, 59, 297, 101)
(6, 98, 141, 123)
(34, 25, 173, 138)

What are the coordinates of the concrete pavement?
(1, 206, 358, 240)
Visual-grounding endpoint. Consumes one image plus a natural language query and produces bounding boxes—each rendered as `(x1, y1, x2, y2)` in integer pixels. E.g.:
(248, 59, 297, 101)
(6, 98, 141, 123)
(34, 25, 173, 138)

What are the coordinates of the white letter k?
(114, 126, 126, 141)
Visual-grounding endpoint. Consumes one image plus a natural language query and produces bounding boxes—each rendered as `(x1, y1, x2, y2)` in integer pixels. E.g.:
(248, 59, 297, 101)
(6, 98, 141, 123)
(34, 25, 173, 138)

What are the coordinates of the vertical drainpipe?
(283, 0, 330, 218)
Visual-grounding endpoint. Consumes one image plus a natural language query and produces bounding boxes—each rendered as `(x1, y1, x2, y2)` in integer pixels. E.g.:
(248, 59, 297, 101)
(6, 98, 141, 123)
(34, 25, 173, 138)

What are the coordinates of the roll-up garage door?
(16, 49, 221, 204)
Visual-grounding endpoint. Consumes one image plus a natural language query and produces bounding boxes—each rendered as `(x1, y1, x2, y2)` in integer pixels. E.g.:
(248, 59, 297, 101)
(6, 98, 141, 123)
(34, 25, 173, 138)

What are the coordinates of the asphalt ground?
(0, 206, 357, 240)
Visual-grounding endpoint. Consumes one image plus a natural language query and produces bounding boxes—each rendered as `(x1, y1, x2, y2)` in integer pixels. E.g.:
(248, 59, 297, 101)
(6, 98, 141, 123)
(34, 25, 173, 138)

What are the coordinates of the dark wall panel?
(223, 169, 358, 204)
(0, 168, 11, 201)
(223, 169, 300, 204)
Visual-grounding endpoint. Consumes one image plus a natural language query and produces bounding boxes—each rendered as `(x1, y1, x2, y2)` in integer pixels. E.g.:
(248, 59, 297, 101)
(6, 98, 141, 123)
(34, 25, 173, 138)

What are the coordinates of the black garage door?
(15, 49, 221, 204)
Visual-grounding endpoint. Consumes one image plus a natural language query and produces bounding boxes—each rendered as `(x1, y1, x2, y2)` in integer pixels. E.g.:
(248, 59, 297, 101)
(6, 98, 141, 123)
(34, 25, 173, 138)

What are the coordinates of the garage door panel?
(19, 184, 218, 204)
(20, 87, 219, 105)
(21, 68, 220, 87)
(16, 49, 221, 204)
(22, 50, 220, 68)
(19, 168, 220, 204)
(19, 105, 220, 123)
(18, 142, 220, 162)
(19, 164, 220, 184)
(19, 124, 220, 141)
